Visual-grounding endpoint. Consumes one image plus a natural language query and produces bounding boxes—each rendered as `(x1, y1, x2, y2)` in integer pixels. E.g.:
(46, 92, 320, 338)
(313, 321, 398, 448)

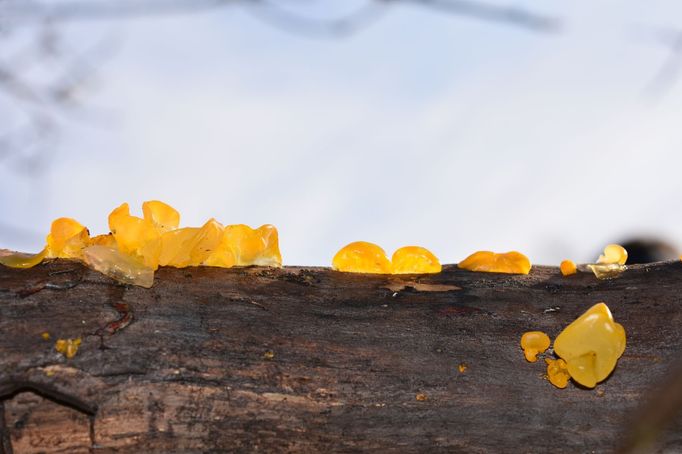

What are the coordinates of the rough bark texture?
(0, 259, 681, 453)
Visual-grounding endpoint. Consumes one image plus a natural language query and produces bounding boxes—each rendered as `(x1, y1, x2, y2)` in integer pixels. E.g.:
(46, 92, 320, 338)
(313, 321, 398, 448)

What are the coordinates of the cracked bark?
(0, 259, 681, 453)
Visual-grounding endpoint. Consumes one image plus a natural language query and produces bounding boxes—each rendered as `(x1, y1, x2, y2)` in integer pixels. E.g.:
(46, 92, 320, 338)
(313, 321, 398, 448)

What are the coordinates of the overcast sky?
(2, 1, 682, 265)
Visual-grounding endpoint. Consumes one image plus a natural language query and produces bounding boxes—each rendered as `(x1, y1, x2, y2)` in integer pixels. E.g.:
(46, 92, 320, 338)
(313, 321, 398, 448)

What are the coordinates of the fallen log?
(0, 259, 681, 453)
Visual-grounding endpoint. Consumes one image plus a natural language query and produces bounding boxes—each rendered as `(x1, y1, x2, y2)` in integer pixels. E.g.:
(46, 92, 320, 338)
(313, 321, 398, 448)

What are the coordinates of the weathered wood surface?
(0, 259, 681, 453)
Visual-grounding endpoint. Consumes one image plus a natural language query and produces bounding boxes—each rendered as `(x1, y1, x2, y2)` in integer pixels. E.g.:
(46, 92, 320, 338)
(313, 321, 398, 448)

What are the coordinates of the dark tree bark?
(0, 259, 681, 453)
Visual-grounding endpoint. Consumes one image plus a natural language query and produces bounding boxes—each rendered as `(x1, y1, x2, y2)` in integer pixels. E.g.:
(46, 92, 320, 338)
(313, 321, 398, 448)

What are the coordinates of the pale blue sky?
(2, 1, 682, 265)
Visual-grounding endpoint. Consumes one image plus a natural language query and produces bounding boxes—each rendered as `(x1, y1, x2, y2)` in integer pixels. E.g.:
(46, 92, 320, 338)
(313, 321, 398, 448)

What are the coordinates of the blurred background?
(1, 0, 682, 266)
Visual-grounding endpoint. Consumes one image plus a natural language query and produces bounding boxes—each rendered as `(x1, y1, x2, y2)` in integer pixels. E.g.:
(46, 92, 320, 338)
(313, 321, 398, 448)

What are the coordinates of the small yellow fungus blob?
(223, 224, 282, 267)
(142, 200, 180, 233)
(55, 338, 81, 359)
(89, 233, 117, 248)
(332, 241, 392, 274)
(391, 246, 442, 274)
(458, 363, 468, 373)
(188, 219, 225, 266)
(520, 331, 551, 362)
(589, 244, 627, 279)
(41, 332, 51, 341)
(545, 358, 570, 389)
(158, 227, 200, 267)
(46, 217, 90, 259)
(598, 244, 628, 265)
(588, 263, 626, 280)
(83, 246, 155, 288)
(0, 249, 48, 269)
(553, 302, 626, 388)
(560, 260, 577, 276)
(108, 203, 161, 269)
(415, 393, 428, 401)
(263, 350, 275, 360)
(458, 251, 531, 275)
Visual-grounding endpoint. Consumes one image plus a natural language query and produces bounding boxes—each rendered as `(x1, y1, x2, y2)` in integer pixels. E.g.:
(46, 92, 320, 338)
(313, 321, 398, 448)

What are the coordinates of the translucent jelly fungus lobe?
(553, 302, 626, 388)
(46, 217, 90, 259)
(545, 358, 570, 389)
(458, 251, 531, 275)
(142, 200, 180, 233)
(159, 227, 200, 267)
(0, 249, 47, 269)
(590, 244, 628, 280)
(520, 331, 551, 362)
(560, 260, 577, 276)
(598, 244, 628, 265)
(89, 234, 117, 248)
(391, 246, 442, 274)
(55, 338, 81, 359)
(108, 203, 161, 269)
(332, 241, 392, 274)
(223, 224, 282, 267)
(83, 246, 155, 288)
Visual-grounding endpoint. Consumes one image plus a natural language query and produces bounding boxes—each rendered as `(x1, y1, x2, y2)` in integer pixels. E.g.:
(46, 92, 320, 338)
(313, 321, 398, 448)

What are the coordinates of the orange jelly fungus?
(553, 302, 626, 388)
(55, 338, 81, 359)
(0, 200, 283, 288)
(41, 332, 51, 341)
(332, 242, 441, 274)
(589, 244, 628, 280)
(332, 242, 392, 274)
(560, 260, 577, 276)
(458, 251, 531, 275)
(391, 246, 442, 274)
(520, 331, 551, 362)
(545, 358, 570, 389)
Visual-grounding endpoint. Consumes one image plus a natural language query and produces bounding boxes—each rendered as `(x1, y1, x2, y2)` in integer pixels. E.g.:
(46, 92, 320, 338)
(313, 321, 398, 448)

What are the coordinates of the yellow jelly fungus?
(41, 332, 51, 340)
(1, 200, 282, 286)
(89, 233, 117, 248)
(188, 219, 225, 266)
(553, 302, 626, 388)
(332, 241, 392, 274)
(597, 244, 627, 265)
(223, 224, 282, 267)
(415, 393, 428, 401)
(159, 227, 199, 267)
(142, 200, 180, 233)
(560, 260, 577, 276)
(391, 246, 442, 274)
(458, 251, 532, 275)
(108, 203, 162, 269)
(83, 246, 155, 288)
(589, 244, 628, 280)
(520, 331, 551, 362)
(55, 338, 81, 359)
(588, 263, 626, 280)
(0, 249, 48, 269)
(545, 358, 570, 389)
(263, 351, 275, 360)
(458, 363, 468, 373)
(46, 217, 90, 259)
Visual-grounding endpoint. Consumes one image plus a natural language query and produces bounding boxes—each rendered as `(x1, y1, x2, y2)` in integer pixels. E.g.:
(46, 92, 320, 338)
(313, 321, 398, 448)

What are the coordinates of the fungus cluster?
(332, 242, 442, 274)
(0, 200, 282, 287)
(521, 302, 626, 389)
